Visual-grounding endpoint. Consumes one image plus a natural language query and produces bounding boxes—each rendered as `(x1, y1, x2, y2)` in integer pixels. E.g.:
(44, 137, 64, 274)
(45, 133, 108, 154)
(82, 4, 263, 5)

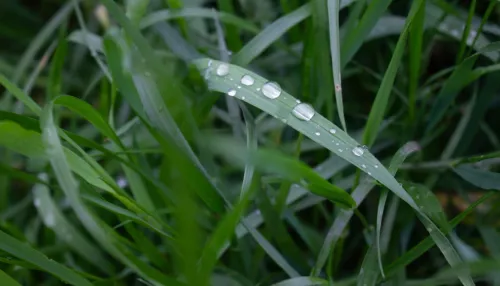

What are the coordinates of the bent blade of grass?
(376, 189, 389, 278)
(140, 7, 259, 33)
(340, 0, 392, 68)
(362, 0, 425, 147)
(271, 277, 328, 286)
(327, 0, 347, 131)
(0, 230, 92, 286)
(41, 101, 184, 286)
(0, 269, 21, 286)
(425, 42, 500, 134)
(232, 4, 311, 66)
(453, 165, 500, 190)
(32, 173, 113, 274)
(312, 141, 420, 276)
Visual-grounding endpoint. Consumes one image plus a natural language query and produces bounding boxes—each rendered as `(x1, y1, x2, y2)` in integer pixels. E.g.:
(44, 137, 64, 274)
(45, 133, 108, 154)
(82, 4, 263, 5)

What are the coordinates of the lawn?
(0, 0, 499, 285)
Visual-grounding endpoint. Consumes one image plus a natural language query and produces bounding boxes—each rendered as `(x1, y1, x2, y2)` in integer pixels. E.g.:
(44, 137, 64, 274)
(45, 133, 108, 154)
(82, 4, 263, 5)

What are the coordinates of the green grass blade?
(405, 182, 450, 232)
(32, 173, 113, 274)
(271, 277, 328, 286)
(0, 269, 21, 286)
(453, 165, 500, 190)
(0, 230, 92, 286)
(362, 0, 425, 147)
(376, 189, 388, 278)
(232, 4, 311, 66)
(408, 0, 425, 122)
(327, 0, 347, 131)
(358, 233, 379, 286)
(216, 0, 243, 50)
(456, 0, 476, 62)
(46, 32, 67, 100)
(0, 74, 42, 116)
(312, 141, 420, 276)
(340, 0, 392, 68)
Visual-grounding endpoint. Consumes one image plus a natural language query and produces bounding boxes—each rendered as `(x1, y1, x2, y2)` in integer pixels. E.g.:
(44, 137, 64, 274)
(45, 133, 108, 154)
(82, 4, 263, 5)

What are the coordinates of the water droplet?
(315, 132, 320, 136)
(368, 172, 372, 175)
(237, 86, 242, 89)
(352, 146, 364, 156)
(281, 118, 287, 123)
(216, 64, 229, 76)
(45, 212, 55, 227)
(296, 99, 301, 104)
(329, 128, 336, 134)
(336, 143, 339, 146)
(335, 84, 342, 91)
(338, 149, 343, 152)
(227, 89, 236, 96)
(292, 103, 315, 121)
(362, 164, 366, 168)
(241, 96, 245, 100)
(374, 164, 379, 168)
(34, 198, 41, 207)
(208, 60, 213, 67)
(241, 75, 255, 86)
(427, 228, 432, 232)
(256, 87, 261, 91)
(261, 82, 281, 99)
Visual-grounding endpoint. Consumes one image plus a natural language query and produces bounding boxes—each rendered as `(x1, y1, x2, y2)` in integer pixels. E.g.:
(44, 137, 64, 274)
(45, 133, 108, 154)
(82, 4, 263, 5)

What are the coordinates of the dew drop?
(336, 143, 340, 146)
(256, 88, 261, 91)
(261, 82, 281, 99)
(362, 164, 367, 168)
(352, 146, 364, 156)
(216, 64, 229, 76)
(292, 103, 315, 121)
(237, 86, 242, 89)
(296, 99, 301, 104)
(241, 96, 245, 100)
(34, 198, 41, 208)
(241, 74, 255, 86)
(427, 228, 432, 232)
(315, 132, 320, 136)
(208, 60, 213, 67)
(368, 172, 372, 175)
(374, 164, 379, 168)
(329, 128, 336, 134)
(45, 212, 55, 227)
(338, 149, 343, 152)
(227, 89, 237, 97)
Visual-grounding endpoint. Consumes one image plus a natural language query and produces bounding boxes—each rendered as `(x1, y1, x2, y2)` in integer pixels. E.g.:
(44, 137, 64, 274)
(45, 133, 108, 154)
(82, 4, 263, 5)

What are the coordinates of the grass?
(1, 0, 500, 285)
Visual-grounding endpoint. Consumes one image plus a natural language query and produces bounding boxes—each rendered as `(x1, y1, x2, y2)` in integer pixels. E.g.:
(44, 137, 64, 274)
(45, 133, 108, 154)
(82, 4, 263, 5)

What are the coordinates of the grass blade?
(0, 230, 92, 286)
(327, 0, 347, 131)
(271, 277, 328, 286)
(453, 165, 500, 190)
(0, 269, 21, 286)
(362, 0, 425, 147)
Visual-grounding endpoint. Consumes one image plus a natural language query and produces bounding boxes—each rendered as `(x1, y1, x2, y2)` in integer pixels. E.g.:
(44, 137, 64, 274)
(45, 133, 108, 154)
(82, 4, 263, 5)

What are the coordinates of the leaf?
(0, 230, 92, 286)
(0, 269, 22, 286)
(271, 277, 328, 286)
(453, 165, 500, 190)
(206, 134, 355, 209)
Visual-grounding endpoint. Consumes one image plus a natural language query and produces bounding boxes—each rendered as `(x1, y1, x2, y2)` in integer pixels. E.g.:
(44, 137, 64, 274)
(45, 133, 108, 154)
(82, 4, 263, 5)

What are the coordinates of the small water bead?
(241, 96, 245, 100)
(261, 82, 282, 99)
(374, 164, 379, 168)
(241, 74, 255, 86)
(329, 128, 336, 134)
(256, 88, 261, 91)
(368, 172, 372, 175)
(216, 64, 229, 76)
(34, 198, 41, 208)
(208, 60, 213, 67)
(315, 132, 320, 136)
(362, 164, 367, 168)
(336, 143, 340, 146)
(227, 89, 237, 97)
(45, 212, 55, 227)
(292, 103, 315, 121)
(338, 149, 343, 152)
(237, 86, 242, 89)
(296, 99, 301, 104)
(352, 146, 365, 157)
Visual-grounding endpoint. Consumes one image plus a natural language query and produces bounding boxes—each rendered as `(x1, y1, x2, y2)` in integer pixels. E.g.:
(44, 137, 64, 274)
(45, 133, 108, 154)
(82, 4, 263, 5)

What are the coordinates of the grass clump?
(1, 0, 500, 285)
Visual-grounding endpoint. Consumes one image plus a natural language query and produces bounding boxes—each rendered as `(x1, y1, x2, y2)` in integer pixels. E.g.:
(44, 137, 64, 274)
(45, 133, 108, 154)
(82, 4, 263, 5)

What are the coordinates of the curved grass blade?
(271, 277, 328, 286)
(453, 165, 500, 190)
(0, 230, 92, 286)
(327, 0, 347, 131)
(32, 173, 113, 274)
(362, 0, 425, 147)
(376, 190, 389, 278)
(312, 142, 420, 276)
(140, 7, 259, 33)
(232, 4, 311, 66)
(206, 135, 355, 208)
(0, 269, 21, 286)
(40, 101, 184, 286)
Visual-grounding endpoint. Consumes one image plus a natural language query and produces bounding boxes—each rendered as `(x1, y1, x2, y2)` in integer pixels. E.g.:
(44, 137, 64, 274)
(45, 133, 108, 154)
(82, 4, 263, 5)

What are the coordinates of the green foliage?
(0, 0, 499, 285)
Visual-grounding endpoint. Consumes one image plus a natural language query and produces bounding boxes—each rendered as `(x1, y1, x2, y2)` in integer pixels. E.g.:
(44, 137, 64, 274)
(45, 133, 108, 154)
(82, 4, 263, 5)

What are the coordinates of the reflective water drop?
(237, 86, 242, 89)
(45, 212, 55, 227)
(352, 146, 364, 156)
(241, 96, 245, 100)
(427, 228, 432, 232)
(329, 128, 336, 134)
(368, 172, 372, 175)
(261, 82, 281, 99)
(315, 132, 320, 136)
(338, 149, 343, 152)
(374, 164, 379, 168)
(362, 164, 367, 168)
(227, 89, 237, 97)
(256, 88, 261, 91)
(296, 99, 301, 104)
(336, 143, 340, 146)
(292, 103, 315, 121)
(34, 198, 41, 207)
(216, 64, 229, 76)
(241, 75, 255, 86)
(208, 60, 213, 67)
